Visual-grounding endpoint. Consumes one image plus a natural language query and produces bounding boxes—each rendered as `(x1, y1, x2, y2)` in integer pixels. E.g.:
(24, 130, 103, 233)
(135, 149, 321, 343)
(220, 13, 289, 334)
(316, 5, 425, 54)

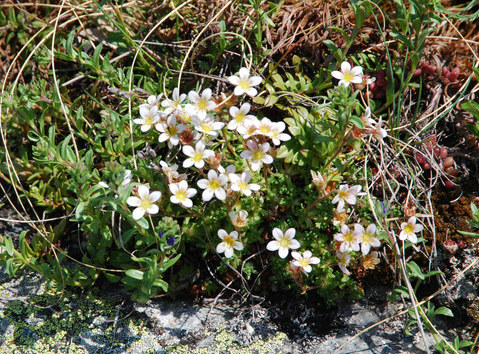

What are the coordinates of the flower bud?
(311, 170, 326, 190)
(443, 239, 458, 254)
(442, 157, 454, 169)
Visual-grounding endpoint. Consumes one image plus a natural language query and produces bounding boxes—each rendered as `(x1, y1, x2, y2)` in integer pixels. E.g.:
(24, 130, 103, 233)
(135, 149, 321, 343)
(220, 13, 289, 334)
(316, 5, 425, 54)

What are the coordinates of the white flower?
(126, 185, 161, 220)
(256, 117, 274, 137)
(120, 169, 132, 187)
(178, 108, 194, 123)
(331, 61, 364, 87)
(161, 88, 186, 115)
(362, 106, 374, 128)
(237, 118, 259, 139)
(228, 103, 256, 130)
(160, 161, 181, 182)
(216, 229, 243, 258)
(229, 171, 261, 196)
(399, 216, 423, 243)
(169, 180, 197, 208)
(217, 164, 236, 182)
(156, 115, 186, 146)
(240, 140, 273, 172)
(370, 117, 388, 142)
(197, 169, 228, 201)
(187, 88, 216, 118)
(182, 140, 214, 169)
(354, 223, 380, 255)
(228, 67, 263, 97)
(146, 94, 163, 108)
(229, 210, 248, 228)
(266, 227, 300, 259)
(334, 225, 360, 253)
(270, 122, 291, 146)
(331, 184, 362, 210)
(191, 114, 225, 138)
(336, 251, 351, 276)
(134, 105, 162, 132)
(291, 250, 320, 275)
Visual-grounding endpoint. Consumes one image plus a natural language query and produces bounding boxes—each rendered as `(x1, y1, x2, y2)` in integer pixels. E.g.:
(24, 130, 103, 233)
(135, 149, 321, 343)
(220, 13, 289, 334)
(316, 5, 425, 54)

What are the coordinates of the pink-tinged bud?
(423, 162, 431, 170)
(439, 148, 448, 159)
(443, 156, 455, 169)
(434, 146, 441, 158)
(425, 142, 435, 152)
(444, 167, 458, 176)
(443, 239, 458, 254)
(416, 152, 425, 164)
(444, 180, 456, 188)
(442, 66, 450, 76)
(413, 68, 422, 76)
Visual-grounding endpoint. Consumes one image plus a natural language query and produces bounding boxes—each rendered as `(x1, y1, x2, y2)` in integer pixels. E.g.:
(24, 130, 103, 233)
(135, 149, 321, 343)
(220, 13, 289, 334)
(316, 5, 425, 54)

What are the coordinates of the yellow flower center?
(223, 235, 236, 248)
(193, 152, 203, 162)
(338, 190, 349, 199)
(299, 259, 309, 268)
(239, 80, 250, 90)
(167, 126, 177, 136)
(279, 238, 290, 248)
(247, 128, 256, 136)
(201, 123, 212, 132)
(343, 72, 353, 83)
(344, 231, 355, 243)
(145, 117, 153, 125)
(362, 232, 373, 243)
(252, 149, 264, 161)
(259, 125, 270, 134)
(404, 224, 414, 234)
(238, 181, 248, 191)
(235, 113, 245, 123)
(209, 179, 221, 190)
(198, 99, 207, 111)
(175, 189, 187, 201)
(140, 198, 153, 210)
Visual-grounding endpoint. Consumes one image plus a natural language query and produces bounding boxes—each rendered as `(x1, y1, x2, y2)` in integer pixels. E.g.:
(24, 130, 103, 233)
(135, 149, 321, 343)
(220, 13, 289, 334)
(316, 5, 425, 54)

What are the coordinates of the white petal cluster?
(216, 229, 243, 258)
(127, 185, 161, 220)
(228, 68, 262, 97)
(240, 140, 273, 172)
(331, 61, 363, 87)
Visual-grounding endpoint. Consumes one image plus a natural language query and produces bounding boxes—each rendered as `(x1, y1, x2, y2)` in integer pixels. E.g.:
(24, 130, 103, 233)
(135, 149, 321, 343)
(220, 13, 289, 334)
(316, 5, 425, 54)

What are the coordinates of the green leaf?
(103, 272, 121, 283)
(4, 237, 14, 257)
(136, 217, 149, 230)
(471, 202, 478, 216)
(328, 26, 350, 42)
(405, 320, 417, 336)
(125, 269, 144, 280)
(462, 100, 479, 120)
(434, 306, 454, 317)
(66, 30, 75, 57)
(159, 253, 181, 273)
(457, 230, 479, 237)
(153, 278, 168, 292)
(406, 261, 424, 280)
